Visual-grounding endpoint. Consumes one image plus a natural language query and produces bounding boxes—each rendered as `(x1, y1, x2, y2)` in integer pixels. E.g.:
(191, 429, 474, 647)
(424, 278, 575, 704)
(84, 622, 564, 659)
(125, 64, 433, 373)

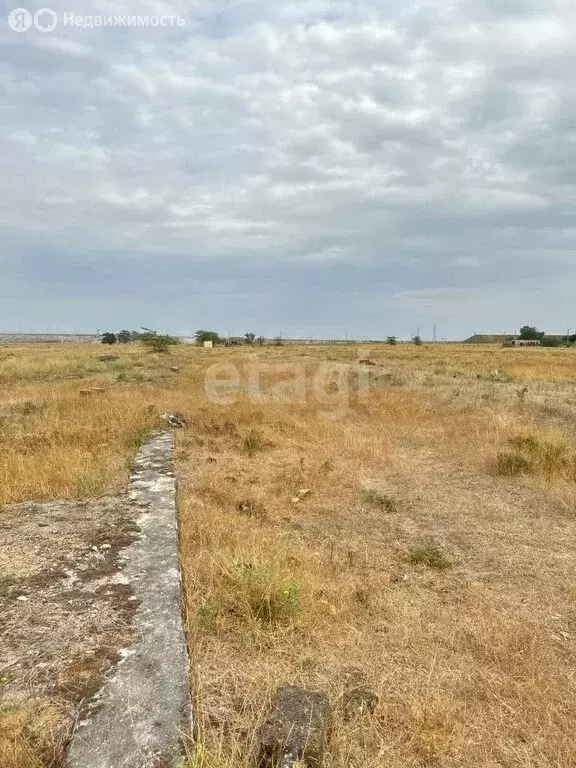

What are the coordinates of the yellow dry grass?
(1, 341, 576, 767)
(0, 703, 69, 768)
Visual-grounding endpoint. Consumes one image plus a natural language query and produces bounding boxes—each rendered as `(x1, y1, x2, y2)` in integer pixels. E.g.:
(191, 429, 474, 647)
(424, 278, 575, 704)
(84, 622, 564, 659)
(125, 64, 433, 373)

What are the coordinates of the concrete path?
(66, 431, 191, 768)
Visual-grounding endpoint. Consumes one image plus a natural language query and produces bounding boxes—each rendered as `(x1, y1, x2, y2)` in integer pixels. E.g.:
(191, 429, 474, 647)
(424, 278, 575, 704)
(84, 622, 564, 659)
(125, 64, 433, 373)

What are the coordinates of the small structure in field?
(511, 339, 541, 347)
(203, 340, 213, 349)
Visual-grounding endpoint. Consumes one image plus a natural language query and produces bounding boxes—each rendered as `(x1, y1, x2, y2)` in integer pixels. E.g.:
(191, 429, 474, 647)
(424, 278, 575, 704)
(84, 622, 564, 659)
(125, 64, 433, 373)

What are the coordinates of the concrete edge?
(66, 430, 192, 768)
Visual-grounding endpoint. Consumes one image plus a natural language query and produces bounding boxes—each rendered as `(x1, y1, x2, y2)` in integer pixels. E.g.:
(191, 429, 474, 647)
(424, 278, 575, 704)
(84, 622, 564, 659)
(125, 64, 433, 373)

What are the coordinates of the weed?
(362, 487, 397, 512)
(184, 743, 247, 768)
(0, 575, 19, 599)
(500, 435, 571, 478)
(126, 425, 155, 453)
(539, 442, 570, 476)
(116, 371, 147, 383)
(236, 499, 267, 521)
(20, 400, 46, 416)
(508, 435, 539, 452)
(494, 452, 533, 476)
(218, 559, 302, 627)
(477, 371, 514, 383)
(196, 604, 220, 631)
(75, 469, 106, 497)
(409, 542, 451, 570)
(242, 430, 269, 456)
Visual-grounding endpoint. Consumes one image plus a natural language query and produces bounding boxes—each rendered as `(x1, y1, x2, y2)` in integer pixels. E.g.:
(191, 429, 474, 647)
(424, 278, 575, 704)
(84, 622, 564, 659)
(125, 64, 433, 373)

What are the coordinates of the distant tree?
(226, 337, 244, 346)
(541, 336, 562, 347)
(101, 332, 117, 345)
(386, 336, 398, 345)
(413, 335, 423, 346)
(274, 336, 283, 346)
(518, 326, 545, 341)
(195, 330, 221, 346)
(256, 336, 266, 346)
(569, 333, 576, 345)
(140, 328, 180, 353)
(117, 329, 133, 343)
(245, 332, 256, 345)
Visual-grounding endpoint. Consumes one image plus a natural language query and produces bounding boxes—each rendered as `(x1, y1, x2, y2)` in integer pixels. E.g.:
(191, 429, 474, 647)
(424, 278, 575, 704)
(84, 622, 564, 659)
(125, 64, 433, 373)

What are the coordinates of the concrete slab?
(66, 431, 191, 768)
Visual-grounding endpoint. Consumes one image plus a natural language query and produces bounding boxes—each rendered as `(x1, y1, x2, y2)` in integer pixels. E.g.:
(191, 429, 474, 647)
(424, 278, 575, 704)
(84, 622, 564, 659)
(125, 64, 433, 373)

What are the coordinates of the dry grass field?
(1, 342, 576, 767)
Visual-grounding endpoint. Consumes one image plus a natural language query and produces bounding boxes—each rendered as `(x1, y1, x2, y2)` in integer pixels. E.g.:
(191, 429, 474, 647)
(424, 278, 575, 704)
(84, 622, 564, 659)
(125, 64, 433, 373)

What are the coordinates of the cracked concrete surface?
(66, 431, 191, 768)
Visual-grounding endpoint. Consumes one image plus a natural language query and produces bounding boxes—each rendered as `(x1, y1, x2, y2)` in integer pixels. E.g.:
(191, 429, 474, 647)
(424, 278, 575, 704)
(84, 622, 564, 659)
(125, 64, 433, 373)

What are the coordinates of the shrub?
(541, 336, 562, 347)
(141, 332, 179, 353)
(116, 329, 136, 343)
(195, 330, 221, 346)
(101, 332, 117, 345)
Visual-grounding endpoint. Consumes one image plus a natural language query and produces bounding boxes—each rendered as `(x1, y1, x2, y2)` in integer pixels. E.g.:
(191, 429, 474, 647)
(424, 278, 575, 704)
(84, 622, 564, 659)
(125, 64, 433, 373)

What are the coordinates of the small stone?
(170, 366, 180, 372)
(258, 685, 331, 767)
(161, 412, 187, 428)
(16, 595, 29, 602)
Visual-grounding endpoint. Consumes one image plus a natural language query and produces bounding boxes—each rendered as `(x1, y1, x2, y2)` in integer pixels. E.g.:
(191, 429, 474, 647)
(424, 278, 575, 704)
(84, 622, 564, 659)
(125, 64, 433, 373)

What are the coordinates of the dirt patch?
(0, 496, 140, 766)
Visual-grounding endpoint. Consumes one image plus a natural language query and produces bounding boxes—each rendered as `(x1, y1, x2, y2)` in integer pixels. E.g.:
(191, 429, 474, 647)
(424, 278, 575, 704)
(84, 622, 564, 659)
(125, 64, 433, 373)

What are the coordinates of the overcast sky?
(1, 0, 575, 339)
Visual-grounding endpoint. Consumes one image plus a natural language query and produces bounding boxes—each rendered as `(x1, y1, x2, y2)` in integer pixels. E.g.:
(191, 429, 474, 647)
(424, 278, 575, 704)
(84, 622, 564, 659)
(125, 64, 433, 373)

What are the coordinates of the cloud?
(1, 0, 575, 336)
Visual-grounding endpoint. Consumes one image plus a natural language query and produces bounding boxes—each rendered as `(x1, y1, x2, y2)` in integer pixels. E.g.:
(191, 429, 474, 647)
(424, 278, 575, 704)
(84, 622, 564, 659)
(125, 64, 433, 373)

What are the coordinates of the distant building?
(511, 339, 541, 347)
(464, 334, 515, 345)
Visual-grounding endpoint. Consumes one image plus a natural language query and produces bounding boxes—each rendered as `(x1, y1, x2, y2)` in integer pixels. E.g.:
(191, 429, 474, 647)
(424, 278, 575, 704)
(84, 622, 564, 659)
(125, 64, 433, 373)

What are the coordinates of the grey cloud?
(1, 0, 575, 336)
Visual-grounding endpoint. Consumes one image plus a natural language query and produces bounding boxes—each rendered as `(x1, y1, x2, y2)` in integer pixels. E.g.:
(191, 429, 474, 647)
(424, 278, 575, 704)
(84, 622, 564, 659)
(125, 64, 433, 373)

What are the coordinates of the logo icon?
(34, 7, 57, 31)
(8, 7, 32, 31)
(7, 7, 57, 32)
